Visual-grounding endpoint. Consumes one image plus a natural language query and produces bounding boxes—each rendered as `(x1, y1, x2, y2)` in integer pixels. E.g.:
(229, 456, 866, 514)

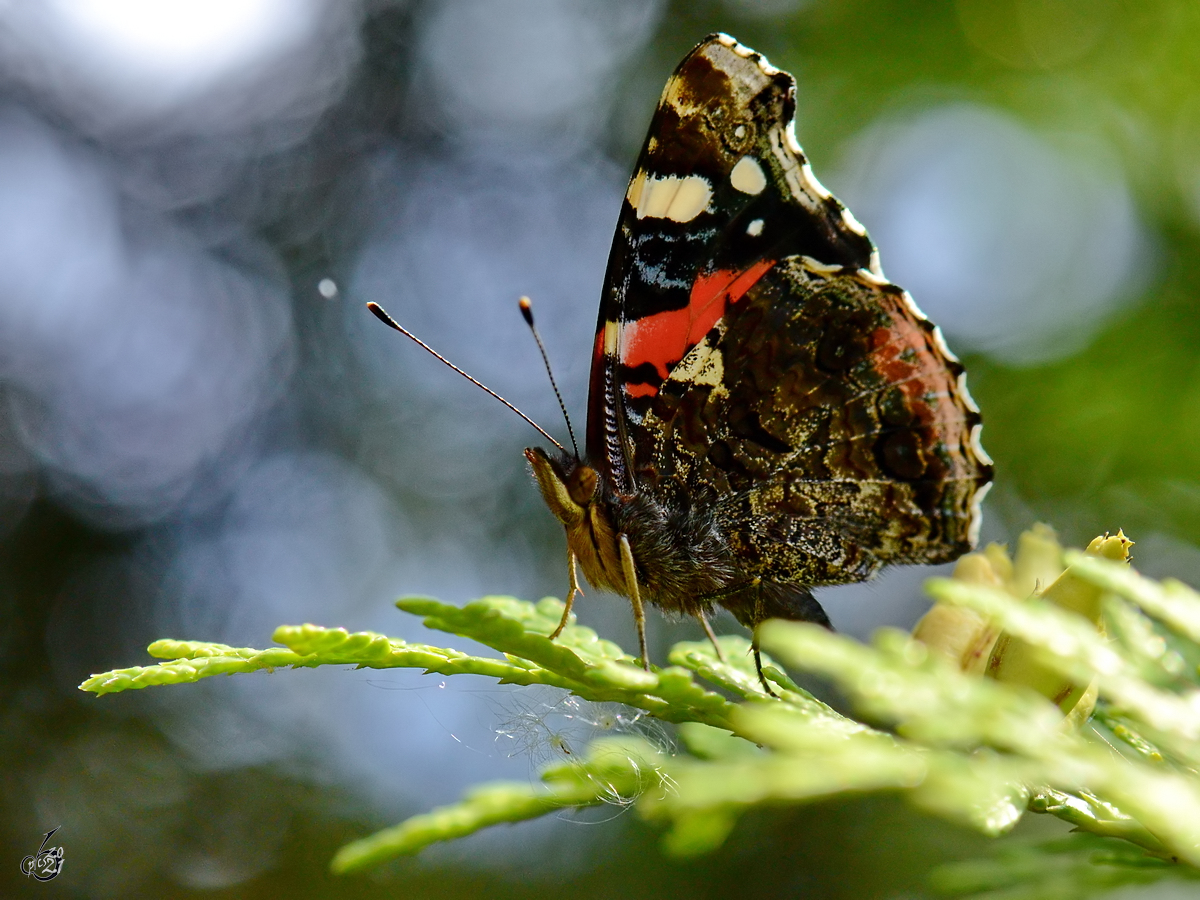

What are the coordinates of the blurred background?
(1, 1, 1196, 897)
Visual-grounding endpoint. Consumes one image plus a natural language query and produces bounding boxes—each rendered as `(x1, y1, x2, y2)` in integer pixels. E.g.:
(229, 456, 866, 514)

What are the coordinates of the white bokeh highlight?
(0, 0, 362, 139)
(0, 108, 295, 525)
(51, 0, 299, 73)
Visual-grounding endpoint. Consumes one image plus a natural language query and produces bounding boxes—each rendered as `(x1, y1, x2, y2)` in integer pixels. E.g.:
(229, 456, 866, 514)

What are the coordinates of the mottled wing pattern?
(588, 34, 877, 492)
(641, 257, 992, 586)
(589, 33, 992, 585)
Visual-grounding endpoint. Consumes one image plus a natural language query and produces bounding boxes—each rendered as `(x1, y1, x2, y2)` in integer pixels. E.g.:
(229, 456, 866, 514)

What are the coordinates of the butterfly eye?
(568, 466, 598, 505)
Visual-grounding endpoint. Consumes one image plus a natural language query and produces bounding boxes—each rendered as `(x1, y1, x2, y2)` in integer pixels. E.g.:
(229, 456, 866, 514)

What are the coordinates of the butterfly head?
(526, 445, 628, 599)
(524, 447, 598, 528)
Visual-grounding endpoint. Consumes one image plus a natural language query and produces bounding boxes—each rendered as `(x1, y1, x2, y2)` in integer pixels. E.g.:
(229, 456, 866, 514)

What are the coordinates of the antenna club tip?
(518, 296, 534, 326)
(366, 302, 400, 330)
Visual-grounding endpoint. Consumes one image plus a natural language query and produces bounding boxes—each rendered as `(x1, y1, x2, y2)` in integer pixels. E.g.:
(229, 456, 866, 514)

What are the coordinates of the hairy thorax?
(525, 447, 736, 617)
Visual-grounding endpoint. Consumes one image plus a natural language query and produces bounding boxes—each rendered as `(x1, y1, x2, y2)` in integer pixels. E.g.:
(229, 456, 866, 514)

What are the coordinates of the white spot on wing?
(839, 205, 868, 236)
(855, 268, 889, 287)
(713, 33, 779, 74)
(784, 120, 804, 156)
(932, 325, 959, 362)
(901, 290, 930, 321)
(630, 172, 712, 222)
(799, 162, 831, 199)
(800, 256, 843, 275)
(626, 169, 645, 209)
(969, 422, 994, 466)
(735, 125, 747, 139)
(666, 177, 712, 221)
(746, 218, 763, 236)
(730, 156, 767, 195)
(723, 36, 754, 58)
(967, 480, 993, 547)
(957, 371, 984, 416)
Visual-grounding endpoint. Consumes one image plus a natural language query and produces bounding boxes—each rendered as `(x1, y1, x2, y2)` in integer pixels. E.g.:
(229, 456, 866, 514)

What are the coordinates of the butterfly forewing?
(588, 34, 879, 489)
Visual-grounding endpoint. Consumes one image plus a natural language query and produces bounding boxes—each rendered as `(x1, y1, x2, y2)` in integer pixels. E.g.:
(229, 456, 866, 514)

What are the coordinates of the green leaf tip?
(331, 782, 562, 873)
(79, 645, 311, 695)
(331, 735, 671, 875)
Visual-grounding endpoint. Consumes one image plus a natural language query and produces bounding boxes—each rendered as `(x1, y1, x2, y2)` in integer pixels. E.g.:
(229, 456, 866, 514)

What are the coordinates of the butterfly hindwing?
(641, 258, 991, 587)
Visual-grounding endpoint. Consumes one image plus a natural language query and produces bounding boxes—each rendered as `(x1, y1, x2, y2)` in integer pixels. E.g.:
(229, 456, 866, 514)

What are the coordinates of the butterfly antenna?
(519, 296, 580, 459)
(366, 302, 565, 452)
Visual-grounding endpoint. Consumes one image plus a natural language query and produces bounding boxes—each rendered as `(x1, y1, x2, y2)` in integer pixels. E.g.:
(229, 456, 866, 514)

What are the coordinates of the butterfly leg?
(695, 580, 773, 674)
(752, 647, 777, 697)
(549, 548, 582, 640)
(618, 533, 650, 671)
(697, 609, 727, 663)
(750, 580, 779, 697)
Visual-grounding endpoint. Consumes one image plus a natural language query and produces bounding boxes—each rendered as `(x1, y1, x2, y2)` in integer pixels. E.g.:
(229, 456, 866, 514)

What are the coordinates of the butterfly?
(523, 34, 994, 686)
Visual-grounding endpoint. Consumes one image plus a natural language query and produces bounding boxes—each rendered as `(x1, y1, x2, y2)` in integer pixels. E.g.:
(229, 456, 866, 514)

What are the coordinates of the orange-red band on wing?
(619, 259, 776, 391)
(869, 306, 956, 433)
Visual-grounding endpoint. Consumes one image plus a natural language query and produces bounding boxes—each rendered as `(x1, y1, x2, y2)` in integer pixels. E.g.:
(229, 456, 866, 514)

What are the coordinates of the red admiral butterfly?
(523, 34, 993, 682)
